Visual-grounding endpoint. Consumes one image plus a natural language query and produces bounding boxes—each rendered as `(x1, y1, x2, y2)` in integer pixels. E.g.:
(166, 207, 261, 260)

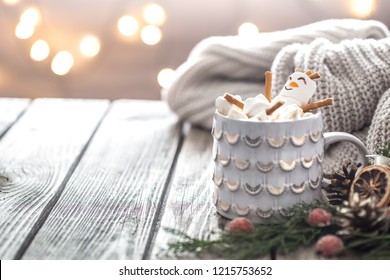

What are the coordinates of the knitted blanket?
(163, 19, 390, 173)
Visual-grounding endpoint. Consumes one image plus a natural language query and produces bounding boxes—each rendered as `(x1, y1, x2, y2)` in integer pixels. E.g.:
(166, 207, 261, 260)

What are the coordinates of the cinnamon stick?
(300, 98, 333, 112)
(264, 71, 272, 102)
(266, 101, 284, 115)
(305, 70, 312, 76)
(309, 72, 320, 80)
(223, 93, 244, 109)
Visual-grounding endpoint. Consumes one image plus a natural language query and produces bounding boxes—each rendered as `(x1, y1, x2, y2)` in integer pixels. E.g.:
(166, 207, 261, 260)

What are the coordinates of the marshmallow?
(215, 96, 233, 115)
(273, 104, 314, 121)
(228, 107, 248, 120)
(216, 95, 243, 115)
(273, 72, 317, 106)
(243, 94, 270, 117)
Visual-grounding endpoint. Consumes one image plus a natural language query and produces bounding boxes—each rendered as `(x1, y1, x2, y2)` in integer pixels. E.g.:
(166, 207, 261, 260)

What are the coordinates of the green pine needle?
(165, 200, 335, 259)
(164, 200, 390, 259)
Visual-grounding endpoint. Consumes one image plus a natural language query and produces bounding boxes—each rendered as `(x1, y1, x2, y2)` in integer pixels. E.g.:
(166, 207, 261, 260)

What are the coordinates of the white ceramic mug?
(211, 111, 367, 223)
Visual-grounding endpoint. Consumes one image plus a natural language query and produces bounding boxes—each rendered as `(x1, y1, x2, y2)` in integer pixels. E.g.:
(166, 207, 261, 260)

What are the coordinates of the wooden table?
(0, 98, 321, 260)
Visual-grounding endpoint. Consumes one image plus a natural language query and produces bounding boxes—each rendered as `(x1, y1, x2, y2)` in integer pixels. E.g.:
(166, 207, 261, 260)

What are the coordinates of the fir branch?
(165, 200, 336, 259)
(164, 199, 390, 259)
(344, 233, 390, 259)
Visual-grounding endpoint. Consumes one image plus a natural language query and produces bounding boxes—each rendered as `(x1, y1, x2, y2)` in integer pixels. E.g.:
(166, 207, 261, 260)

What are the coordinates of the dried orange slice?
(349, 165, 390, 207)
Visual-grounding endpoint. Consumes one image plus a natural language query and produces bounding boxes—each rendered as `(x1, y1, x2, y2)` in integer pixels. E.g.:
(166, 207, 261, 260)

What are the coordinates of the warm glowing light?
(79, 35, 101, 57)
(117, 15, 139, 37)
(15, 22, 35, 39)
(20, 7, 41, 26)
(158, 68, 176, 89)
(3, 0, 20, 5)
(238, 22, 259, 37)
(143, 4, 166, 26)
(30, 40, 50, 61)
(141, 25, 162, 45)
(51, 51, 74, 76)
(351, 0, 375, 18)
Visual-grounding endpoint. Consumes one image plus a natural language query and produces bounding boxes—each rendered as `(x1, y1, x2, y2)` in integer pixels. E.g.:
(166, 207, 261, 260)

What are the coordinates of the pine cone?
(323, 160, 362, 205)
(335, 193, 389, 237)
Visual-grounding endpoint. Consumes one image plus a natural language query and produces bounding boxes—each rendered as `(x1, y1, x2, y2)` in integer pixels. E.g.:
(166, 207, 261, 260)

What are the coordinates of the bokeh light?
(51, 51, 74, 76)
(351, 0, 375, 18)
(143, 4, 166, 26)
(79, 35, 101, 57)
(238, 22, 259, 37)
(20, 7, 41, 27)
(3, 0, 20, 5)
(117, 15, 139, 37)
(30, 39, 50, 61)
(158, 68, 176, 89)
(141, 25, 162, 45)
(15, 22, 35, 39)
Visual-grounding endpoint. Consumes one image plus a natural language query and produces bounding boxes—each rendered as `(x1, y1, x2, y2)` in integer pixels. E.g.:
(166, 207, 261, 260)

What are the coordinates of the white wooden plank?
(23, 100, 181, 260)
(150, 127, 227, 259)
(0, 98, 30, 136)
(0, 99, 109, 259)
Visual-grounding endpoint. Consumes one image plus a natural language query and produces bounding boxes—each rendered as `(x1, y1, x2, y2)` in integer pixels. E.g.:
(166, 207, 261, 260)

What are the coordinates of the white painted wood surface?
(0, 99, 109, 259)
(0, 99, 30, 136)
(23, 100, 181, 259)
(150, 127, 226, 259)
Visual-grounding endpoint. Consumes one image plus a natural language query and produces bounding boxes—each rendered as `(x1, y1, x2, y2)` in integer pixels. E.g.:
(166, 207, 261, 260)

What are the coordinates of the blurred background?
(0, 0, 389, 100)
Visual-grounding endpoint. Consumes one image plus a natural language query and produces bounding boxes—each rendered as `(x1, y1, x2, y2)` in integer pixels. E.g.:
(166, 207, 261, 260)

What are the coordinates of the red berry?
(307, 208, 332, 226)
(316, 234, 344, 257)
(226, 217, 255, 233)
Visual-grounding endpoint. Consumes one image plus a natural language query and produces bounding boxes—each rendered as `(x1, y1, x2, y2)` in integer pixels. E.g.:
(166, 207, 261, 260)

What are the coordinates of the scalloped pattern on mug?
(243, 135, 262, 147)
(309, 131, 321, 143)
(317, 152, 324, 163)
(218, 155, 230, 166)
(267, 136, 286, 148)
(256, 161, 274, 173)
(218, 199, 231, 212)
(233, 204, 250, 216)
(244, 183, 263, 195)
(256, 208, 274, 219)
(224, 179, 239, 192)
(212, 126, 223, 140)
(309, 176, 321, 189)
(224, 131, 240, 144)
(301, 156, 315, 169)
(234, 159, 250, 171)
(290, 182, 306, 194)
(212, 173, 223, 186)
(279, 208, 295, 218)
(279, 160, 296, 172)
(291, 134, 306, 147)
(212, 143, 218, 161)
(266, 184, 286, 196)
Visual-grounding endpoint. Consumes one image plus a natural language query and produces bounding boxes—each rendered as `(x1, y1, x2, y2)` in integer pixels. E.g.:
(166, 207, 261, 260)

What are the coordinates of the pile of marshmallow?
(215, 69, 327, 122)
(216, 94, 313, 121)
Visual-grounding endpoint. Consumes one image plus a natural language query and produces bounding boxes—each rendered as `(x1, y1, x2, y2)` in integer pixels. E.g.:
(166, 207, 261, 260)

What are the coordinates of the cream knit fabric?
(272, 37, 390, 172)
(163, 19, 390, 172)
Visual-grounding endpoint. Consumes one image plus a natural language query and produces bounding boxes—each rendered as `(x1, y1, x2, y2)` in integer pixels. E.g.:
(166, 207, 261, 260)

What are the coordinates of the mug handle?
(324, 132, 368, 167)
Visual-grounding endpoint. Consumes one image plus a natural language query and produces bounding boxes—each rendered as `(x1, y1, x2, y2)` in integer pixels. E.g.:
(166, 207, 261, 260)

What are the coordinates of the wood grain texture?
(150, 127, 227, 260)
(0, 98, 30, 136)
(0, 99, 109, 259)
(23, 100, 181, 260)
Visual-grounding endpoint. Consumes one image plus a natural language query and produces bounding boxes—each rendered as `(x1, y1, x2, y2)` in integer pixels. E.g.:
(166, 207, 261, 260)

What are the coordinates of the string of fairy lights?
(1, 0, 378, 90)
